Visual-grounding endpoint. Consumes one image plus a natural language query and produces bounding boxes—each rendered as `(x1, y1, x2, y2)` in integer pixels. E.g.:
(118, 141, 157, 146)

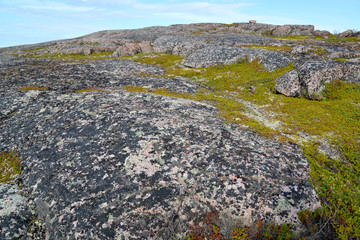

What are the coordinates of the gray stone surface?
(298, 61, 360, 98)
(182, 46, 291, 72)
(0, 184, 31, 240)
(274, 70, 301, 97)
(1, 21, 359, 238)
(0, 53, 321, 238)
(275, 61, 360, 99)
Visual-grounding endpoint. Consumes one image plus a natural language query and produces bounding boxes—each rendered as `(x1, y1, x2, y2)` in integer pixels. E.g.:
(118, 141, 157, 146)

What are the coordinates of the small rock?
(249, 20, 257, 24)
(82, 48, 94, 56)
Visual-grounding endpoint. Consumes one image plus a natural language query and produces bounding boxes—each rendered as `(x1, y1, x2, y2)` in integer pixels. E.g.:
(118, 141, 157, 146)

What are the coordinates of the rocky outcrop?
(1, 21, 359, 238)
(337, 29, 354, 38)
(182, 46, 291, 72)
(275, 61, 360, 98)
(274, 70, 301, 97)
(0, 52, 321, 238)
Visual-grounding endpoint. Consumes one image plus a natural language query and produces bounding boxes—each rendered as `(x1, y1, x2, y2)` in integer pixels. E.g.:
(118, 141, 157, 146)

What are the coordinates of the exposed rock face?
(275, 61, 360, 98)
(182, 46, 291, 72)
(0, 87, 320, 239)
(314, 30, 331, 37)
(298, 61, 360, 98)
(0, 184, 31, 239)
(337, 29, 354, 38)
(274, 70, 301, 97)
(1, 21, 359, 238)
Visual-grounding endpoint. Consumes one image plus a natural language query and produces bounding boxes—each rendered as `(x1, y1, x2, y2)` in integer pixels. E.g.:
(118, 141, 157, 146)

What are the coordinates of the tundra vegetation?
(4, 35, 359, 239)
(119, 52, 360, 239)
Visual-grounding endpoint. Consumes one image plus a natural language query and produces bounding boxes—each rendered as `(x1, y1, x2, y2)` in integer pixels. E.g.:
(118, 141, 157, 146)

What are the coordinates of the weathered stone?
(290, 45, 316, 55)
(0, 184, 31, 240)
(314, 30, 331, 37)
(298, 61, 360, 98)
(182, 46, 291, 72)
(111, 42, 142, 57)
(0, 89, 320, 238)
(2, 21, 360, 238)
(337, 29, 354, 38)
(249, 20, 257, 24)
(272, 25, 292, 37)
(274, 70, 301, 97)
(276, 61, 360, 99)
(81, 48, 94, 56)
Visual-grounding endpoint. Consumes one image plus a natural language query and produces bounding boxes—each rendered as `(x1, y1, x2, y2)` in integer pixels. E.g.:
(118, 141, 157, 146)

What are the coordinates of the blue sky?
(1, 0, 359, 47)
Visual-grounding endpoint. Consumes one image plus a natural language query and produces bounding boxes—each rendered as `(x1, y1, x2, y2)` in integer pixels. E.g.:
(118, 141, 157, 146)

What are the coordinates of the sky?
(1, 0, 359, 47)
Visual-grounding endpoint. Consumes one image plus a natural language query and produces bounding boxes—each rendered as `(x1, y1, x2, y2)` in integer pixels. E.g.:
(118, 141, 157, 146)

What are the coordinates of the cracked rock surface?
(0, 53, 321, 239)
(2, 21, 357, 239)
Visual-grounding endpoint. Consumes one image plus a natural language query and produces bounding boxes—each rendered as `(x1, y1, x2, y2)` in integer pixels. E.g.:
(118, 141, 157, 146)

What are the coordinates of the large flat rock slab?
(0, 89, 320, 239)
(182, 46, 291, 72)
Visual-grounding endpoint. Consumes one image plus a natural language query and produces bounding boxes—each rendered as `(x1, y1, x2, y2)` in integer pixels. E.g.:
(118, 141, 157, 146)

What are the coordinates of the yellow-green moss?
(19, 86, 48, 91)
(75, 88, 110, 93)
(240, 44, 293, 52)
(21, 47, 47, 52)
(267, 34, 359, 43)
(0, 151, 22, 183)
(43, 51, 114, 60)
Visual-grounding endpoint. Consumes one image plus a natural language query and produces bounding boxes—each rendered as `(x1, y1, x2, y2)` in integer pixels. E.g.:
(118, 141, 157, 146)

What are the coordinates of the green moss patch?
(0, 151, 22, 183)
(240, 44, 293, 52)
(39, 51, 114, 60)
(267, 34, 359, 43)
(19, 86, 48, 91)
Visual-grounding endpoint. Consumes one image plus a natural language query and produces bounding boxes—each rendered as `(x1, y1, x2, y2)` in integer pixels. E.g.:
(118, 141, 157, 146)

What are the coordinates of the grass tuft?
(0, 151, 22, 183)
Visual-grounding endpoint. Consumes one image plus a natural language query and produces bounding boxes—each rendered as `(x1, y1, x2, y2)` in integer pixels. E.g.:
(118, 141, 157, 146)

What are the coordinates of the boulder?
(275, 61, 360, 99)
(249, 20, 257, 24)
(182, 46, 291, 72)
(337, 29, 354, 38)
(298, 61, 360, 98)
(111, 42, 142, 57)
(81, 48, 94, 56)
(274, 70, 301, 97)
(314, 30, 331, 37)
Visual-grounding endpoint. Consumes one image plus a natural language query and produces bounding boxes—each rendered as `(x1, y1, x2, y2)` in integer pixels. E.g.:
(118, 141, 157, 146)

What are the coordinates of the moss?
(0, 151, 22, 183)
(25, 51, 115, 60)
(21, 47, 46, 52)
(332, 57, 360, 63)
(75, 88, 110, 93)
(19, 86, 48, 91)
(308, 46, 328, 55)
(240, 45, 293, 52)
(267, 34, 359, 43)
(83, 42, 100, 45)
